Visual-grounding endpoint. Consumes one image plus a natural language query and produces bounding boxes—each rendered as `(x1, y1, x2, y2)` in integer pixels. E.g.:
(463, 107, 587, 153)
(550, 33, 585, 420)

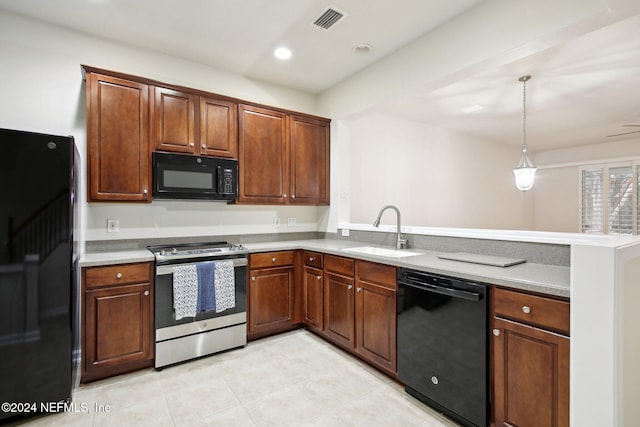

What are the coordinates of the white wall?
(0, 10, 324, 246)
(343, 112, 534, 230)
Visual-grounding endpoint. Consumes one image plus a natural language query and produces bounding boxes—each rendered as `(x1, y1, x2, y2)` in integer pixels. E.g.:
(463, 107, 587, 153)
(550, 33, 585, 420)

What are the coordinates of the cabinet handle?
(116, 272, 122, 279)
(201, 144, 206, 149)
(493, 329, 501, 336)
(272, 257, 276, 262)
(317, 276, 321, 280)
(357, 287, 362, 293)
(144, 290, 149, 296)
(348, 285, 353, 290)
(309, 257, 314, 262)
(522, 306, 531, 314)
(143, 189, 148, 195)
(291, 194, 295, 199)
(252, 276, 256, 281)
(189, 142, 195, 147)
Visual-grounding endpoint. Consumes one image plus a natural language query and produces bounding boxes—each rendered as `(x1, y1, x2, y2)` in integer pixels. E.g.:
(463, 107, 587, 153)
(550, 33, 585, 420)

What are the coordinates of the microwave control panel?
(218, 166, 235, 194)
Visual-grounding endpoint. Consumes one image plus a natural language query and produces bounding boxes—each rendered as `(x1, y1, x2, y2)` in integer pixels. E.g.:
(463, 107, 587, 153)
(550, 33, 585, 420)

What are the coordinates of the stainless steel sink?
(341, 246, 420, 258)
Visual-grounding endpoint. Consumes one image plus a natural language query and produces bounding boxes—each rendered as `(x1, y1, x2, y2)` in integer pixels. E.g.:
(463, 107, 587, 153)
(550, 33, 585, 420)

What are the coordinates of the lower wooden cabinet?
(248, 251, 296, 339)
(323, 255, 356, 348)
(302, 251, 324, 331)
(492, 287, 570, 427)
(355, 261, 397, 375)
(321, 256, 397, 375)
(82, 262, 154, 383)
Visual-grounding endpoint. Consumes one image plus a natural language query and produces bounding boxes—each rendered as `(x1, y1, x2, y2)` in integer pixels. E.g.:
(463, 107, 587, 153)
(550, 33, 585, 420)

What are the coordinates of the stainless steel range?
(148, 241, 248, 368)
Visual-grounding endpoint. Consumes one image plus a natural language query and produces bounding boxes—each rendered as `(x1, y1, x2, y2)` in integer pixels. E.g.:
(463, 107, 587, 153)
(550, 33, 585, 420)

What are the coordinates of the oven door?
(155, 258, 247, 330)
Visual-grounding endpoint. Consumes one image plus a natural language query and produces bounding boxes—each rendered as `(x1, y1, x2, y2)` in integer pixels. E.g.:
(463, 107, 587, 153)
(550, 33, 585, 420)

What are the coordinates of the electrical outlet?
(107, 219, 119, 233)
(341, 228, 350, 237)
(274, 217, 280, 228)
(287, 217, 296, 227)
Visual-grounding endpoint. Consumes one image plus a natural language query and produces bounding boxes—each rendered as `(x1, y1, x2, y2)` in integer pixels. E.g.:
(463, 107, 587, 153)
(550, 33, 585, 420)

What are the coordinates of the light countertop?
(79, 239, 570, 298)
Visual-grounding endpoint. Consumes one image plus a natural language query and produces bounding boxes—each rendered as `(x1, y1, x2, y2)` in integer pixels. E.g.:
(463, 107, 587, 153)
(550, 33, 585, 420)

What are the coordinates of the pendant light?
(513, 75, 537, 191)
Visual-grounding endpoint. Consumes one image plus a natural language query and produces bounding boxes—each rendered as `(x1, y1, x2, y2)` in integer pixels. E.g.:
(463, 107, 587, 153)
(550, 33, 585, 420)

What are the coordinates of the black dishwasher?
(397, 268, 488, 427)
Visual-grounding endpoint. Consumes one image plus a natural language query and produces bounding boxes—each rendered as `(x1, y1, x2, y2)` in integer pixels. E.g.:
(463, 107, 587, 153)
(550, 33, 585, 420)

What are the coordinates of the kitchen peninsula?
(80, 228, 640, 427)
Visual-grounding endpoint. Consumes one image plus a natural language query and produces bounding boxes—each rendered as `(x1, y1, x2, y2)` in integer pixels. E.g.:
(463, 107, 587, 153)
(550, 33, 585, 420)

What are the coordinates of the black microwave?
(152, 152, 238, 201)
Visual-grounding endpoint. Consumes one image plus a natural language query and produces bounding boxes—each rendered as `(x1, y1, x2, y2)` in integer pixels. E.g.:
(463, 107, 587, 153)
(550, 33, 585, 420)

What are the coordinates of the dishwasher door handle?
(398, 279, 482, 301)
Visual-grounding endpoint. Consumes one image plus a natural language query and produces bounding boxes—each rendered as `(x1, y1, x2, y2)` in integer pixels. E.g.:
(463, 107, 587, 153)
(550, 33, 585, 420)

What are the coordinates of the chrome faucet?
(373, 205, 407, 249)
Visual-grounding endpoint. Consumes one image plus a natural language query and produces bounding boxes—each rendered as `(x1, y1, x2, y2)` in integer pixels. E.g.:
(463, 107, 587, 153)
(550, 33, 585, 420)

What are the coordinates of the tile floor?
(8, 330, 460, 427)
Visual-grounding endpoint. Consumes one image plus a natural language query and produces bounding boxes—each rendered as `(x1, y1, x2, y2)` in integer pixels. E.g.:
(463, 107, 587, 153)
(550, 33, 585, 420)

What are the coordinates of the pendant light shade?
(513, 75, 537, 191)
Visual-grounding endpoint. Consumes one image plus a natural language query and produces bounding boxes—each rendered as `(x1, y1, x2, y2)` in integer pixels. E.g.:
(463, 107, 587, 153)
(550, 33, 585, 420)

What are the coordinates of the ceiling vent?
(313, 7, 346, 30)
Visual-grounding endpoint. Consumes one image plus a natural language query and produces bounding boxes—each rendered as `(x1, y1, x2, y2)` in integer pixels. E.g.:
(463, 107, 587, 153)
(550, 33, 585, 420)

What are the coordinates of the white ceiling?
(1, 0, 639, 151)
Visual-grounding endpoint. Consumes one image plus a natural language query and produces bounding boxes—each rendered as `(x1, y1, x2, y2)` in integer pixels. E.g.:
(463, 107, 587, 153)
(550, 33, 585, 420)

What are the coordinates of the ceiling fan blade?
(607, 130, 640, 137)
(621, 124, 640, 127)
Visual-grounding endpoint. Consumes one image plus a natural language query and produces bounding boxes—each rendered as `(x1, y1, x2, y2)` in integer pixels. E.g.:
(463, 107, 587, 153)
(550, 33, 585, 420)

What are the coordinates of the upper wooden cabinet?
(238, 104, 289, 204)
(290, 115, 330, 205)
(85, 72, 151, 202)
(200, 97, 238, 158)
(238, 104, 330, 205)
(153, 87, 197, 154)
(153, 88, 238, 158)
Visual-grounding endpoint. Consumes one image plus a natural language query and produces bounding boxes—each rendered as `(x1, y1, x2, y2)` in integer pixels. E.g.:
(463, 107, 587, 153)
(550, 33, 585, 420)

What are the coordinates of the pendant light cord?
(522, 77, 527, 151)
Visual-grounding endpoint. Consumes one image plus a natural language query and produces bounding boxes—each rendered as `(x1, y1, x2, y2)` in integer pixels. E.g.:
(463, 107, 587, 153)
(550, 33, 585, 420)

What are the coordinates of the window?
(580, 162, 639, 235)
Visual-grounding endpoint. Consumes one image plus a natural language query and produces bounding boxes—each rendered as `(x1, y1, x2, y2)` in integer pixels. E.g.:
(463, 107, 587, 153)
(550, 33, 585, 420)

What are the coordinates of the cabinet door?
(303, 266, 323, 330)
(323, 272, 355, 348)
(355, 281, 396, 374)
(84, 283, 152, 380)
(87, 73, 151, 202)
(153, 87, 197, 153)
(248, 266, 294, 336)
(493, 317, 569, 427)
(238, 104, 289, 204)
(200, 97, 238, 158)
(290, 115, 330, 205)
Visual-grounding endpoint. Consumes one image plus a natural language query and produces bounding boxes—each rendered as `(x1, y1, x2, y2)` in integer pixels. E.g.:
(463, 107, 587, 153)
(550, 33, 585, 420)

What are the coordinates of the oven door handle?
(156, 258, 248, 275)
(398, 279, 482, 301)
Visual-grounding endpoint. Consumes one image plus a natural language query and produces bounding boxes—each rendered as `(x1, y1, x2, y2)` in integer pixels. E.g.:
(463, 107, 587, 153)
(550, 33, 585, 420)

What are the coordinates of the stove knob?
(172, 248, 178, 254)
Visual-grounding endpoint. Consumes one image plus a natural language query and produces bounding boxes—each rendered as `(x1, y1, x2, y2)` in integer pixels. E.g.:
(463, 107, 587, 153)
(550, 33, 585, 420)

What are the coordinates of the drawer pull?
(144, 290, 149, 296)
(317, 276, 321, 280)
(272, 257, 276, 262)
(493, 329, 501, 336)
(309, 257, 315, 262)
(116, 272, 122, 279)
(201, 144, 206, 149)
(357, 287, 362, 293)
(252, 276, 256, 281)
(522, 306, 531, 314)
(348, 285, 353, 290)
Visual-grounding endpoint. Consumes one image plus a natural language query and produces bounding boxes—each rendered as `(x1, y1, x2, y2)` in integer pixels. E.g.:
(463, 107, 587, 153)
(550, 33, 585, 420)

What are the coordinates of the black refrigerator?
(0, 128, 79, 422)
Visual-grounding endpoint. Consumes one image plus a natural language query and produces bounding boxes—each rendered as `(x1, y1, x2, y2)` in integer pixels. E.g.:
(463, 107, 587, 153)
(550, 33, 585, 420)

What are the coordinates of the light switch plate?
(341, 228, 350, 236)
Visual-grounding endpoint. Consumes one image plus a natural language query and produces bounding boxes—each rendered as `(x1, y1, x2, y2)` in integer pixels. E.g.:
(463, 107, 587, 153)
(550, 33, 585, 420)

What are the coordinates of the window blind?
(608, 166, 633, 235)
(581, 168, 604, 233)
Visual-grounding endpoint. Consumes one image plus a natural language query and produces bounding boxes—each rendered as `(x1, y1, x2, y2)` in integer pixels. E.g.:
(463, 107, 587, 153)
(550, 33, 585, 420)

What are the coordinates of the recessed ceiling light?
(353, 44, 372, 54)
(274, 47, 292, 60)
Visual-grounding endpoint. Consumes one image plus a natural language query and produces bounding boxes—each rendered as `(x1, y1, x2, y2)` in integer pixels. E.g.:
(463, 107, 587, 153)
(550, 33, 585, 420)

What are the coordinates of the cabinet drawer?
(325, 255, 354, 277)
(494, 287, 570, 335)
(84, 263, 151, 289)
(303, 251, 323, 268)
(356, 261, 396, 290)
(250, 251, 294, 268)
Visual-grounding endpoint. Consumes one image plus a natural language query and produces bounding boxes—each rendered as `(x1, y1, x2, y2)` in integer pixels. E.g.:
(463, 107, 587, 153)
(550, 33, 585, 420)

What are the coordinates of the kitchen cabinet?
(302, 251, 323, 331)
(82, 262, 154, 382)
(289, 115, 330, 205)
(153, 86, 197, 154)
(355, 261, 397, 375)
(238, 104, 330, 205)
(153, 87, 238, 158)
(248, 251, 296, 339)
(492, 287, 570, 427)
(85, 71, 151, 202)
(322, 256, 397, 375)
(323, 255, 356, 348)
